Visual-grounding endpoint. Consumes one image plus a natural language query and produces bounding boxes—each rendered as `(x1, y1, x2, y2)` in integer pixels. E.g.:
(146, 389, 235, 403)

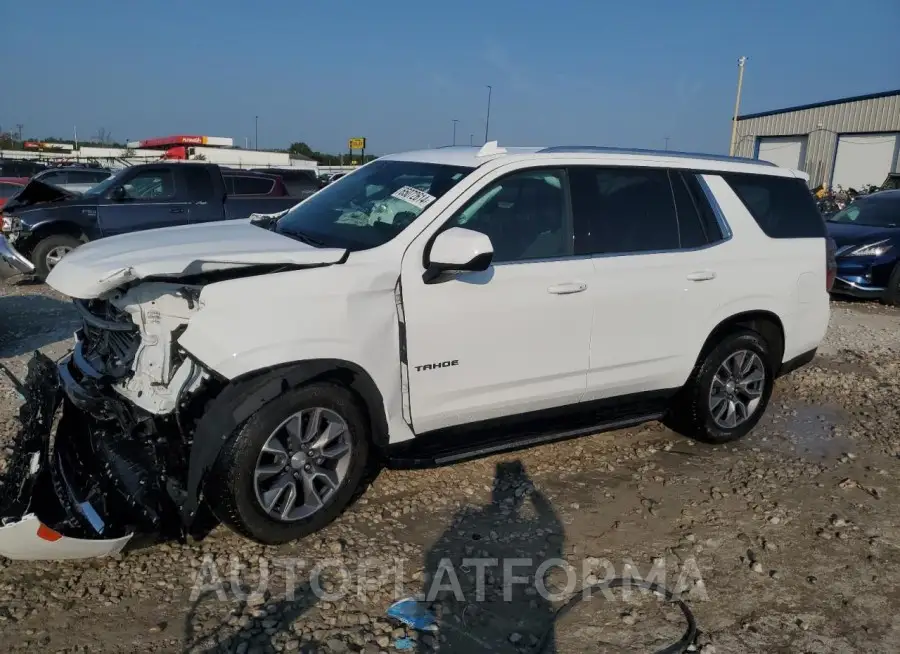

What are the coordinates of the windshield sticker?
(391, 186, 436, 210)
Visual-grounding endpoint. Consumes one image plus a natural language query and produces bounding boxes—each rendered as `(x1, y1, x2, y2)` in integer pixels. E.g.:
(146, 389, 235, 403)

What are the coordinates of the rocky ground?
(1, 280, 899, 653)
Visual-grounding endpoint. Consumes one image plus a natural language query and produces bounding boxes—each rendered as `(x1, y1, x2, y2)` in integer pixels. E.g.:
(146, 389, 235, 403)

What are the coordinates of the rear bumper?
(0, 234, 34, 280)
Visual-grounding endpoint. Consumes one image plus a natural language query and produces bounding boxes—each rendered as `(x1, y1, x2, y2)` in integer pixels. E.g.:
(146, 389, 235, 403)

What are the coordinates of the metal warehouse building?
(733, 89, 900, 189)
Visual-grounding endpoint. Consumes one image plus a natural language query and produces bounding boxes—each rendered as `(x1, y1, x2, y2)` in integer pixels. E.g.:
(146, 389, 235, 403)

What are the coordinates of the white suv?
(0, 143, 831, 559)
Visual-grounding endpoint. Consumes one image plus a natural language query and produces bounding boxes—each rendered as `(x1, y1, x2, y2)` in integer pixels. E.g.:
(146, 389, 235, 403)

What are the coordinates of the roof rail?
(476, 141, 507, 157)
(537, 145, 774, 166)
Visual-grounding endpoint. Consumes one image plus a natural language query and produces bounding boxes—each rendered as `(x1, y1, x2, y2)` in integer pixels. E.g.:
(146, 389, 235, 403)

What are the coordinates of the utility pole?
(664, 136, 670, 151)
(729, 56, 748, 156)
(15, 124, 24, 142)
(484, 85, 493, 144)
(244, 137, 249, 149)
(74, 126, 78, 150)
(255, 116, 259, 150)
(452, 119, 459, 146)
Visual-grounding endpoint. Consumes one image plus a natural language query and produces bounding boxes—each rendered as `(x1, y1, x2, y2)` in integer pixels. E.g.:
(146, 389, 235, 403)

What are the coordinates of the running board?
(386, 412, 665, 469)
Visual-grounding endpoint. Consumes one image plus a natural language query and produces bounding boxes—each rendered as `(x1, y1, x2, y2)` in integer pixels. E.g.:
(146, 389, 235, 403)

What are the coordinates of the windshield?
(275, 159, 473, 250)
(828, 198, 899, 228)
(81, 169, 128, 197)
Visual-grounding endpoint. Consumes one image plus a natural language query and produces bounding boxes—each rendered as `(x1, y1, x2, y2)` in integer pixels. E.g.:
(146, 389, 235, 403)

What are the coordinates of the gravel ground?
(1, 280, 899, 653)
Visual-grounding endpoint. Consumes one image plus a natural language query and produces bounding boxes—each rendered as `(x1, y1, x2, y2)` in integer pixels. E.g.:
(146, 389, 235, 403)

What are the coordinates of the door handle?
(169, 207, 185, 214)
(686, 270, 716, 281)
(547, 282, 587, 295)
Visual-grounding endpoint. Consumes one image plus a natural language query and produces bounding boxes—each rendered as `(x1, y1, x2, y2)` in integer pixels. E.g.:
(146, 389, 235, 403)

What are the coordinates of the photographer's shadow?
(420, 460, 564, 653)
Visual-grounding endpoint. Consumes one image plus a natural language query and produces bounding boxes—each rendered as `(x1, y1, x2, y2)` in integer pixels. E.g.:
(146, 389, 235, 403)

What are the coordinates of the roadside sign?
(348, 138, 366, 150)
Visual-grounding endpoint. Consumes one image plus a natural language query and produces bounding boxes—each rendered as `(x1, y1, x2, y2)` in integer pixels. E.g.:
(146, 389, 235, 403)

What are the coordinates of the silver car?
(31, 167, 113, 194)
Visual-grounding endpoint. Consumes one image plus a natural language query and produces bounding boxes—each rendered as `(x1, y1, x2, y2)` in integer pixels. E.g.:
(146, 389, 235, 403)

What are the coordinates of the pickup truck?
(0, 162, 299, 278)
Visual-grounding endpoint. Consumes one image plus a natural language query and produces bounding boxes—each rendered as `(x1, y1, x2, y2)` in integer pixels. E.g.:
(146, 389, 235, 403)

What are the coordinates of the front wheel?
(666, 330, 774, 444)
(204, 382, 370, 544)
(31, 234, 81, 279)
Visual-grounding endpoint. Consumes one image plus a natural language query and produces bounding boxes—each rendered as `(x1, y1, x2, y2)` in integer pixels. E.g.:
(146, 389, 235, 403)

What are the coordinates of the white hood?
(46, 220, 346, 298)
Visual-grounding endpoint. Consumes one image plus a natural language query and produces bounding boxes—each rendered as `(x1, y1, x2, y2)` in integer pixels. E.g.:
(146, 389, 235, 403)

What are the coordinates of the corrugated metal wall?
(734, 93, 900, 187)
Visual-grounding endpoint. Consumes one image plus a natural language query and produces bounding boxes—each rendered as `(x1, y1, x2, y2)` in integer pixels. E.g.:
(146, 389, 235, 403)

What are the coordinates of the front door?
(400, 168, 593, 434)
(97, 167, 191, 236)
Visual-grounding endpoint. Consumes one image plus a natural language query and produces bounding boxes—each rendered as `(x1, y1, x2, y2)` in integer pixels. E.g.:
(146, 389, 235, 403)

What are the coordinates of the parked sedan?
(827, 190, 900, 305)
(0, 177, 28, 211)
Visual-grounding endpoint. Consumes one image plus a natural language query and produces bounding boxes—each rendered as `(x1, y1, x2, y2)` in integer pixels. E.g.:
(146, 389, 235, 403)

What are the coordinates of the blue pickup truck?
(0, 162, 300, 278)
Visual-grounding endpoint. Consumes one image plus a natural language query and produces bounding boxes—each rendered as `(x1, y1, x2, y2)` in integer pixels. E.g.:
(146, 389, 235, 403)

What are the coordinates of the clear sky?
(2, 0, 897, 155)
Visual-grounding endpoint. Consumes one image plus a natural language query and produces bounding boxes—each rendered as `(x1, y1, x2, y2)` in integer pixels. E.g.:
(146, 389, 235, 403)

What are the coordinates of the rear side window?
(721, 173, 825, 238)
(68, 170, 108, 184)
(570, 167, 680, 254)
(182, 166, 216, 199)
(231, 175, 275, 195)
(669, 171, 726, 247)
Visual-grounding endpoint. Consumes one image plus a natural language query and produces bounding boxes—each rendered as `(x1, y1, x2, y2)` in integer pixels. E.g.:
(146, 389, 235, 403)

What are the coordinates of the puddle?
(755, 403, 852, 460)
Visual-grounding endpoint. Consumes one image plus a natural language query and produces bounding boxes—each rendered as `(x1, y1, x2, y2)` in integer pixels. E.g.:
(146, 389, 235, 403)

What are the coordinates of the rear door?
(569, 166, 727, 399)
(96, 166, 191, 236)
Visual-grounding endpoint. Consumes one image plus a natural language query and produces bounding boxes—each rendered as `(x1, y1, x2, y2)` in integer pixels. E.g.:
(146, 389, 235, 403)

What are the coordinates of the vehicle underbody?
(0, 284, 224, 559)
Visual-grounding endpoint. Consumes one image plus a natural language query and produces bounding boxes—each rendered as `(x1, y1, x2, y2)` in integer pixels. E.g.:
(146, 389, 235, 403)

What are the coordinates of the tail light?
(826, 237, 837, 292)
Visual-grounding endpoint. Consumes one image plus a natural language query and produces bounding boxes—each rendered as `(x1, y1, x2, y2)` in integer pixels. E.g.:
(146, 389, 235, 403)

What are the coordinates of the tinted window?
(124, 170, 176, 199)
(39, 171, 68, 185)
(231, 175, 275, 195)
(827, 195, 900, 228)
(67, 170, 108, 184)
(721, 173, 825, 238)
(683, 174, 725, 242)
(182, 166, 216, 199)
(445, 169, 569, 263)
(570, 167, 679, 255)
(669, 171, 707, 248)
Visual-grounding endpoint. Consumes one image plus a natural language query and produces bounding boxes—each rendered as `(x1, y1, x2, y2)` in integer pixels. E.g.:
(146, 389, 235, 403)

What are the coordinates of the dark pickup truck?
(0, 162, 299, 278)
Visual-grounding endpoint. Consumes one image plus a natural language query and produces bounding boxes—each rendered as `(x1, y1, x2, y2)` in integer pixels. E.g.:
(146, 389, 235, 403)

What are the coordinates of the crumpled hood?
(2, 178, 80, 214)
(46, 219, 347, 298)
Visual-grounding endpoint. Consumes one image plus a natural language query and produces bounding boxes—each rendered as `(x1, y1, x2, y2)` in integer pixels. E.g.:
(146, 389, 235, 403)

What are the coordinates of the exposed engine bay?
(0, 282, 226, 559)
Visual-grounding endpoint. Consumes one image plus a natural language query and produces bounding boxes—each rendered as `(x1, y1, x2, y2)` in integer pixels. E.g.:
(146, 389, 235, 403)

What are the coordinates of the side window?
(182, 166, 216, 198)
(232, 176, 275, 195)
(123, 170, 176, 200)
(720, 173, 825, 238)
(443, 168, 569, 264)
(40, 171, 68, 186)
(669, 170, 715, 248)
(68, 170, 106, 184)
(569, 167, 679, 255)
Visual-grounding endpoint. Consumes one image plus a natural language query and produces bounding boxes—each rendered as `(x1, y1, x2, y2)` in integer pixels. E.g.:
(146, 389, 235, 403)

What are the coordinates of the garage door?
(756, 136, 807, 170)
(832, 133, 900, 190)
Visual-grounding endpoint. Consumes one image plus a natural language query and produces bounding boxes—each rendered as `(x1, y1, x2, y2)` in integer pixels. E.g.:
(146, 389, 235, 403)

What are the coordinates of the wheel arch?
(694, 310, 785, 372)
(17, 220, 87, 257)
(181, 358, 389, 527)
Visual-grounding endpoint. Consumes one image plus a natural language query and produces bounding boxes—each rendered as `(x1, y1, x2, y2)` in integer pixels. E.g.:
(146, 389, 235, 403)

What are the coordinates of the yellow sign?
(348, 137, 366, 150)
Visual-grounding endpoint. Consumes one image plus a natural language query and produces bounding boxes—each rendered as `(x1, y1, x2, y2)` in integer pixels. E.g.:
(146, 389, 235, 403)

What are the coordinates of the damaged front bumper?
(0, 234, 35, 280)
(0, 352, 136, 560)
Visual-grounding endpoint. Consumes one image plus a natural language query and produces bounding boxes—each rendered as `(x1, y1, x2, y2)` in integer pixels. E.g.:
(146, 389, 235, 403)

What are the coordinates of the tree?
(94, 127, 112, 145)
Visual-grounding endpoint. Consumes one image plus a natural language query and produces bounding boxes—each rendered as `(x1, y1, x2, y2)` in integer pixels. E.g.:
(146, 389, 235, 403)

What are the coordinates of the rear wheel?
(31, 234, 81, 279)
(205, 382, 370, 544)
(666, 330, 774, 444)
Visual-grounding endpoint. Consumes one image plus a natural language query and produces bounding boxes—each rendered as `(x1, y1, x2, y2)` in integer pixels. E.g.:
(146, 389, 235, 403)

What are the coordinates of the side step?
(386, 412, 664, 469)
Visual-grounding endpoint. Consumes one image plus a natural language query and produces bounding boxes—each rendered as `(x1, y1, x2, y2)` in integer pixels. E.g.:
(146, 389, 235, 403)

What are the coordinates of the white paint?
(832, 133, 900, 190)
(757, 136, 806, 170)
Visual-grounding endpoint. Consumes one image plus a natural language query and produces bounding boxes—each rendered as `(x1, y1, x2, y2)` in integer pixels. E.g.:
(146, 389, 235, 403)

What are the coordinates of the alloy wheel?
(253, 407, 353, 522)
(45, 246, 73, 269)
(708, 350, 766, 429)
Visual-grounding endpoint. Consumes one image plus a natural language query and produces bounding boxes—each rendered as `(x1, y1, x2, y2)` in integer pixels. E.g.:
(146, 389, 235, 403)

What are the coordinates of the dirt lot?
(1, 280, 899, 653)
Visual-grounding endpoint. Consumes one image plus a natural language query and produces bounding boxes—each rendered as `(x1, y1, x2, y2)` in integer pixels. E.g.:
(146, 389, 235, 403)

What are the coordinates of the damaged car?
(0, 144, 830, 560)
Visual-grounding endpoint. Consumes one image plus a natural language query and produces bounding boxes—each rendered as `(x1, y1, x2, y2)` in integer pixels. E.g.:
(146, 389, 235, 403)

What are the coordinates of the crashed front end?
(0, 284, 213, 560)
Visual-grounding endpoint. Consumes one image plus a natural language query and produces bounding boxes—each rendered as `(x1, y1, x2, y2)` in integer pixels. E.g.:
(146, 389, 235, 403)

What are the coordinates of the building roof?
(738, 89, 900, 121)
(379, 143, 793, 176)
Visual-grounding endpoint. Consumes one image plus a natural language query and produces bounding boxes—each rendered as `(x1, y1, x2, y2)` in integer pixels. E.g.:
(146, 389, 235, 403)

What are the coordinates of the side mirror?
(423, 227, 494, 283)
(110, 185, 127, 201)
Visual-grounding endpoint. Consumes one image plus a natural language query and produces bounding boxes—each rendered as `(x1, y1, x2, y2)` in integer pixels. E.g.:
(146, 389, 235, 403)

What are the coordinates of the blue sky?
(2, 0, 897, 155)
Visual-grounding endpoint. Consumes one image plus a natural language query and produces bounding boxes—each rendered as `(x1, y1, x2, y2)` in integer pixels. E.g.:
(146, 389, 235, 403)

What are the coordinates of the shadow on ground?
(0, 293, 78, 358)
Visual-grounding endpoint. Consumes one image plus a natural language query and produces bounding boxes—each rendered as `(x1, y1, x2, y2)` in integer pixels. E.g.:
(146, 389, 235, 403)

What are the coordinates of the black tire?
(31, 234, 81, 280)
(883, 262, 900, 306)
(204, 382, 370, 545)
(665, 329, 774, 444)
